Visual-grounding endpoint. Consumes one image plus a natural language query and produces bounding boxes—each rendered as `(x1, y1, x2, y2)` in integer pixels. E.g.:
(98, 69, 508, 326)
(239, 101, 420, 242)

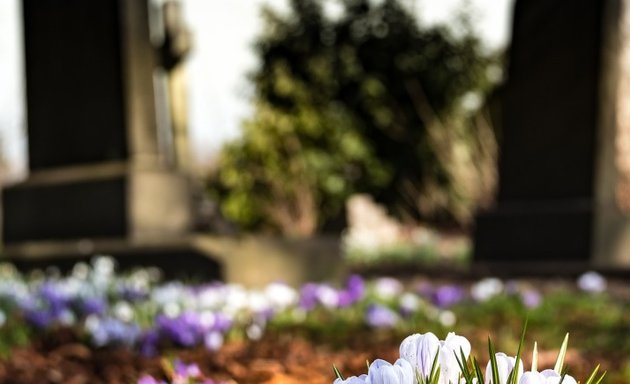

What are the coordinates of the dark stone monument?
(592, 0, 630, 267)
(2, 0, 219, 278)
(474, 0, 605, 268)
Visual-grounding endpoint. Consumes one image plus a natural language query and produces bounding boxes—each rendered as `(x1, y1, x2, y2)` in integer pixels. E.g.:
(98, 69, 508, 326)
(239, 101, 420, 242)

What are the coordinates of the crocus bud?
(440, 332, 472, 384)
(485, 353, 523, 384)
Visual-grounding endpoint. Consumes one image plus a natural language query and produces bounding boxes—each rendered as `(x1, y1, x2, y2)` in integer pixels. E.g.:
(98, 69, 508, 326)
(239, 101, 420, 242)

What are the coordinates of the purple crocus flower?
(174, 360, 202, 379)
(345, 275, 365, 302)
(15, 294, 37, 313)
(212, 313, 232, 333)
(299, 283, 320, 310)
(89, 317, 141, 347)
(336, 291, 354, 308)
(154, 310, 230, 352)
(137, 375, 166, 384)
(157, 312, 203, 347)
(38, 281, 70, 315)
(431, 285, 464, 308)
(24, 308, 54, 328)
(79, 296, 107, 316)
(365, 304, 399, 328)
(138, 360, 220, 384)
(521, 290, 542, 308)
(337, 275, 366, 308)
(140, 329, 160, 357)
(119, 285, 148, 302)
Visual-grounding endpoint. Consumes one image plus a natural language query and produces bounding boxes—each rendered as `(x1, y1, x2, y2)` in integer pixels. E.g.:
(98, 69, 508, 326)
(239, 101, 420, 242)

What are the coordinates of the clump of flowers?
(0, 255, 614, 360)
(138, 359, 220, 384)
(333, 325, 606, 384)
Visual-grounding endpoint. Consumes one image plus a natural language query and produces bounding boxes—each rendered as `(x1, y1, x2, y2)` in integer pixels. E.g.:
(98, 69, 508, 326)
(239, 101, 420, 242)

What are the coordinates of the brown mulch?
(0, 329, 400, 384)
(0, 327, 612, 384)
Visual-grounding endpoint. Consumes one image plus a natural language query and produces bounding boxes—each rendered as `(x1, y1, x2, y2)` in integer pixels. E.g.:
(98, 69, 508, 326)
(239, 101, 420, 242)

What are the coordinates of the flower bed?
(0, 256, 626, 383)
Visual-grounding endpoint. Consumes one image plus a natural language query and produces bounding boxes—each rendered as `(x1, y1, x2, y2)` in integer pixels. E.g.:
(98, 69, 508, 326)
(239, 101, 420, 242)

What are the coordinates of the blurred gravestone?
(475, 0, 630, 270)
(1, 0, 215, 277)
(474, 0, 603, 267)
(593, 0, 630, 267)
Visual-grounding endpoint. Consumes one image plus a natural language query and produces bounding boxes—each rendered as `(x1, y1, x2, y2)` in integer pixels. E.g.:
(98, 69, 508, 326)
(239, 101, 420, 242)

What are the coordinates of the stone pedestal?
(474, 0, 604, 265)
(2, 0, 202, 270)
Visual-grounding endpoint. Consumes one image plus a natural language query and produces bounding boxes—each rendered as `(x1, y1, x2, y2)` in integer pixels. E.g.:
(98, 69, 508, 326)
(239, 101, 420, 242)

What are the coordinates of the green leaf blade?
(554, 333, 570, 374)
(489, 336, 500, 384)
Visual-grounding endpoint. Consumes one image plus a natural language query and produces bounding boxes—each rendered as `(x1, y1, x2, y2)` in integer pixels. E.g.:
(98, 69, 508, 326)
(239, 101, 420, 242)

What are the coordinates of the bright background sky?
(0, 0, 514, 181)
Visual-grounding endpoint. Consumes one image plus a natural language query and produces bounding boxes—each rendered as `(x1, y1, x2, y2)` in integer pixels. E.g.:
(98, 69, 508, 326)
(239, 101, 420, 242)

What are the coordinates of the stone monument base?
(2, 236, 222, 281)
(3, 162, 193, 244)
(2, 162, 206, 278)
(474, 199, 592, 262)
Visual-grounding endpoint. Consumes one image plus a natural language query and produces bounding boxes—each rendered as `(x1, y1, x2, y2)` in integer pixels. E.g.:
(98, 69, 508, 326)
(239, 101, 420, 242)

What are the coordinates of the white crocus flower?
(198, 288, 223, 309)
(199, 310, 216, 329)
(316, 284, 339, 308)
(224, 285, 249, 314)
(519, 372, 545, 384)
(113, 301, 135, 322)
(518, 370, 577, 384)
(485, 353, 523, 384)
(539, 369, 576, 384)
(367, 359, 415, 384)
(577, 271, 607, 293)
(399, 332, 441, 380)
(247, 291, 270, 313)
(471, 278, 503, 302)
(400, 332, 472, 384)
(163, 301, 181, 318)
(373, 278, 404, 300)
(151, 283, 185, 307)
(334, 375, 367, 384)
(265, 282, 298, 309)
(92, 255, 116, 276)
(58, 309, 76, 326)
(71, 262, 90, 280)
(399, 292, 420, 314)
(438, 310, 457, 327)
(440, 332, 471, 384)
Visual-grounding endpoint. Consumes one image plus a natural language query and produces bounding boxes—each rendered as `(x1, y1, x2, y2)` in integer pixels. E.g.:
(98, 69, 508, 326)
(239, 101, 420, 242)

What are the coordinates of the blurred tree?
(209, 0, 500, 236)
